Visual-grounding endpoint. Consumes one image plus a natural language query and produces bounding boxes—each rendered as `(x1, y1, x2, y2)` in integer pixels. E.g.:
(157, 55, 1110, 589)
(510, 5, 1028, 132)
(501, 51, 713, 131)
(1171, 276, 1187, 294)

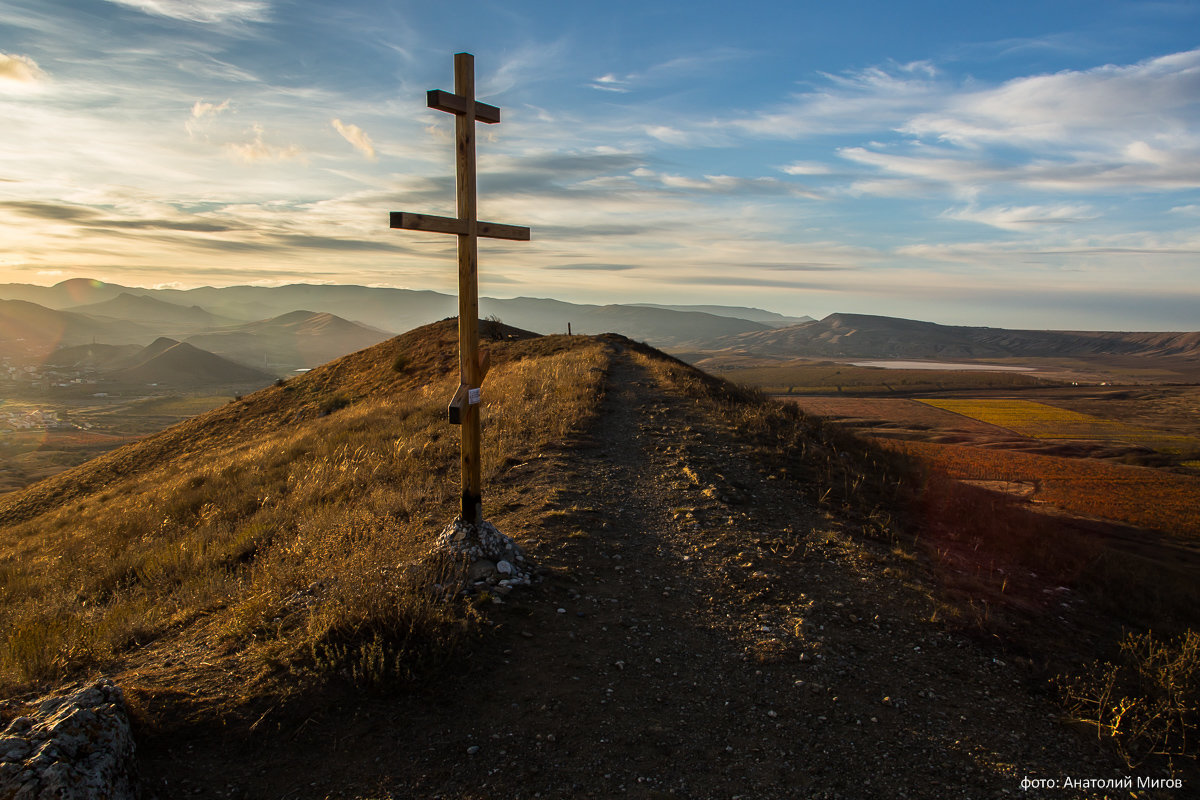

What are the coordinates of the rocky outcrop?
(0, 680, 136, 800)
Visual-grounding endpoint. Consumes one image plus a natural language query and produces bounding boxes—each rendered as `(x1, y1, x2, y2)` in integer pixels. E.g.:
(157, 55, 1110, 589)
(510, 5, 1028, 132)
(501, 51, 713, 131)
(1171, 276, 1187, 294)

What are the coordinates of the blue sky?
(1, 0, 1198, 329)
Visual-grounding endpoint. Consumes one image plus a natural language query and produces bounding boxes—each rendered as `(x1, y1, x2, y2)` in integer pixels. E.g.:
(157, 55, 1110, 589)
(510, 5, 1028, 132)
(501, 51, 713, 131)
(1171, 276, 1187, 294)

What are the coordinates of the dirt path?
(140, 343, 1131, 799)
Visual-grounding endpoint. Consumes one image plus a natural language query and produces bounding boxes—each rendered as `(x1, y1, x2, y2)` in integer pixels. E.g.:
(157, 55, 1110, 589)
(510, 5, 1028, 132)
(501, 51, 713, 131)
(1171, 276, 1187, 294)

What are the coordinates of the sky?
(1, 0, 1198, 330)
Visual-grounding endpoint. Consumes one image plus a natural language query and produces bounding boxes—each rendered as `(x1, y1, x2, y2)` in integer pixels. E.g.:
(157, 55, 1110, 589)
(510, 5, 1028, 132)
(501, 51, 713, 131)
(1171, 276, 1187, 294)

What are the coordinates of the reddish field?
(884, 438, 1200, 540)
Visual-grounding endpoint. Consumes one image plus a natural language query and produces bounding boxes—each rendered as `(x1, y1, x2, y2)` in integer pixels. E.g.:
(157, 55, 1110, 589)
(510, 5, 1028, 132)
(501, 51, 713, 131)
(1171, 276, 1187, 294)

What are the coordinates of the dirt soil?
(137, 342, 1153, 799)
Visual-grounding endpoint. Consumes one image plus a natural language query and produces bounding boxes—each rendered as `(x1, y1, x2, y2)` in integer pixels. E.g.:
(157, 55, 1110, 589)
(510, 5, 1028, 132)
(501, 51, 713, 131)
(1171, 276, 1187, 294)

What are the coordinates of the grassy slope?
(0, 321, 608, 704)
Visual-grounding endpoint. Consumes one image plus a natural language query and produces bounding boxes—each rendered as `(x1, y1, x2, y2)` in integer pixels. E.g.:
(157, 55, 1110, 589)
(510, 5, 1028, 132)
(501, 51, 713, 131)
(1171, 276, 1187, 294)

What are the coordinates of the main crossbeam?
(390, 212, 530, 241)
(427, 90, 501, 124)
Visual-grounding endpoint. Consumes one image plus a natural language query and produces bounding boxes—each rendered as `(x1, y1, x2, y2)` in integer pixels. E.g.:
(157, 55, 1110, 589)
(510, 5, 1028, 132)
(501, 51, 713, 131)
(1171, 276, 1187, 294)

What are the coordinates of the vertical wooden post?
(390, 53, 529, 528)
(455, 53, 483, 525)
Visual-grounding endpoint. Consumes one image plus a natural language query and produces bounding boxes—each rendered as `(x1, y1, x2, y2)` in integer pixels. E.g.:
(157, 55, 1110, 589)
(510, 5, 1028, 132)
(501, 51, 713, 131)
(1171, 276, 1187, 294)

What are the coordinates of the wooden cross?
(391, 52, 530, 526)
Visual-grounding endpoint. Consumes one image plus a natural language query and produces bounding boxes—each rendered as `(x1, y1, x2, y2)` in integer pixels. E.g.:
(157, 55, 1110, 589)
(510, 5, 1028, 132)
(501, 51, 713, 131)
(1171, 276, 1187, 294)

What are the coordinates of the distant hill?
(0, 299, 158, 358)
(103, 337, 275, 386)
(159, 284, 456, 333)
(0, 278, 134, 309)
(629, 303, 813, 328)
(160, 285, 774, 347)
(68, 292, 245, 330)
(713, 312, 1200, 361)
(481, 297, 772, 346)
(184, 310, 393, 371)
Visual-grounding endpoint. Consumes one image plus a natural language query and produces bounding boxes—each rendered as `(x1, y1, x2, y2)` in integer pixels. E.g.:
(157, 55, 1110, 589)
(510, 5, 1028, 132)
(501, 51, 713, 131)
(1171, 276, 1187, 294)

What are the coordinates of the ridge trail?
(141, 342, 1117, 799)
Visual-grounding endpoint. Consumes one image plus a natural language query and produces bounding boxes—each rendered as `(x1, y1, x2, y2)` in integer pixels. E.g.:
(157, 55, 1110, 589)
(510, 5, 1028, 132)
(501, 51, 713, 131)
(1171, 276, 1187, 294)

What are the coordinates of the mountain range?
(0, 279, 786, 343)
(2, 280, 1198, 386)
(712, 312, 1200, 361)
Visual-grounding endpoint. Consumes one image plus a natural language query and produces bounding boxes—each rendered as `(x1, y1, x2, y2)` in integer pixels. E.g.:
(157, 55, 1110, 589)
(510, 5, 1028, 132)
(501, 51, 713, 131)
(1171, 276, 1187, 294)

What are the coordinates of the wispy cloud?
(544, 262, 637, 271)
(634, 169, 818, 198)
(331, 118, 377, 161)
(730, 63, 946, 136)
(103, 0, 270, 25)
(942, 203, 1098, 231)
(589, 73, 631, 93)
(588, 50, 746, 95)
(781, 162, 832, 176)
(645, 125, 691, 145)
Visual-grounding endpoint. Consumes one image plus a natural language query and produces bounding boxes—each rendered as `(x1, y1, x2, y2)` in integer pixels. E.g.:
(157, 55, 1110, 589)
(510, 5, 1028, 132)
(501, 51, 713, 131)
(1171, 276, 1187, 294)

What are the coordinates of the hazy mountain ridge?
(3, 281, 1198, 369)
(68, 292, 247, 330)
(716, 312, 1200, 360)
(183, 310, 394, 370)
(0, 299, 159, 354)
(0, 280, 780, 350)
(629, 303, 813, 327)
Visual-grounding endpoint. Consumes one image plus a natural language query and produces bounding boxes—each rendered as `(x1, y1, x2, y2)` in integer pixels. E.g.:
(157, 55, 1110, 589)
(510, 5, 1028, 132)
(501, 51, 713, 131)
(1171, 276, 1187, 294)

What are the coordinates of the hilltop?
(103, 338, 275, 387)
(0, 321, 1195, 797)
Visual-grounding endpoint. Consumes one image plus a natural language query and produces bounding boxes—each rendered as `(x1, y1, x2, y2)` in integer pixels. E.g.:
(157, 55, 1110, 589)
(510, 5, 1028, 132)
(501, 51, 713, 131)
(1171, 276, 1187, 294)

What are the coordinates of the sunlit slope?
(0, 320, 609, 695)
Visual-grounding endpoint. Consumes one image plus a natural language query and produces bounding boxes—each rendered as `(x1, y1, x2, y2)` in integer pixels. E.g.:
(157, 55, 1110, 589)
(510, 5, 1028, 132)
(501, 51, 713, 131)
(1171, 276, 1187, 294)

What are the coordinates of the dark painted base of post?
(460, 490, 483, 527)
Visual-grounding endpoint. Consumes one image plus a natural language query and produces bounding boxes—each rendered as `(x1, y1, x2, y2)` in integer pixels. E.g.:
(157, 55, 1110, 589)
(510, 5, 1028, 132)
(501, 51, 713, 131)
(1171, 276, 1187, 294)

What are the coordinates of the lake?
(848, 360, 1036, 372)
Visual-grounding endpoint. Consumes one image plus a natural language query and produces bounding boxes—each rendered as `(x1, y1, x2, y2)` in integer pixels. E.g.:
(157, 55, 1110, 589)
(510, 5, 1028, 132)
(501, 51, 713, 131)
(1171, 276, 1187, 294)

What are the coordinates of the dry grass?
(0, 322, 609, 702)
(622, 338, 910, 542)
(1059, 630, 1200, 767)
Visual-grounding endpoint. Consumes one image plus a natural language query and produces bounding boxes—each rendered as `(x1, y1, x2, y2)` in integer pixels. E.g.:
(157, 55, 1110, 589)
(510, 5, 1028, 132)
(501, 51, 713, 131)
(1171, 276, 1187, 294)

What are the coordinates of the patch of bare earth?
(139, 341, 1137, 799)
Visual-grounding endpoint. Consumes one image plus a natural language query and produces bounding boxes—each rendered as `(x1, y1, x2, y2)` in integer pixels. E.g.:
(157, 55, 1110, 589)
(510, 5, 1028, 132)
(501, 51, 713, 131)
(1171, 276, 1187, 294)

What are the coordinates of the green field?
(920, 398, 1200, 455)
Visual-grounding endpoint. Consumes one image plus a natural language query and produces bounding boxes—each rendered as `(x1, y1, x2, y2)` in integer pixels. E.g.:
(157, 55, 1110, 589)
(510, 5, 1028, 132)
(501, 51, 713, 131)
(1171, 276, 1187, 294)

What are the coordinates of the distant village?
(1, 408, 74, 432)
(1, 355, 103, 434)
(1, 355, 105, 391)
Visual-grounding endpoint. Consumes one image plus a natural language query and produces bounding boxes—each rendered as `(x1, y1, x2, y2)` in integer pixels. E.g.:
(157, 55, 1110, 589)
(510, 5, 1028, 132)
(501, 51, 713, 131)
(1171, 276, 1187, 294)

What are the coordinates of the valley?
(0, 393, 231, 494)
